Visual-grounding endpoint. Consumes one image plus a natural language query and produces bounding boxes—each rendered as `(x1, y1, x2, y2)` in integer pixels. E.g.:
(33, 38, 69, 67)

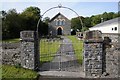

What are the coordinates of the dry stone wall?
(84, 30, 103, 78)
(84, 30, 120, 78)
(2, 42, 21, 66)
(102, 33, 120, 43)
(20, 31, 40, 70)
(104, 43, 120, 78)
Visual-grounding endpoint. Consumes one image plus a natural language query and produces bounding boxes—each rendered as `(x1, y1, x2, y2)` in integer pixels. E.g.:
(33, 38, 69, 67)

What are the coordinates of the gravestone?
(20, 31, 40, 70)
(84, 30, 103, 78)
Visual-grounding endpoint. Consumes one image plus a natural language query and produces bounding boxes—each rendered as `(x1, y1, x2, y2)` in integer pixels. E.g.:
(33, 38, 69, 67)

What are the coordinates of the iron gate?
(39, 36, 82, 72)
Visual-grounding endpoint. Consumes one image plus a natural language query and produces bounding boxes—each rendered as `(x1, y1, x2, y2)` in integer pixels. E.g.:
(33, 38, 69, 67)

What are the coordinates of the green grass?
(40, 38, 60, 65)
(2, 38, 20, 43)
(2, 65, 39, 79)
(67, 36, 83, 64)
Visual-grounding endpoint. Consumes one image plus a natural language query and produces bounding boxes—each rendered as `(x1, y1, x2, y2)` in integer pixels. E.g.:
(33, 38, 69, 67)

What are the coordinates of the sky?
(1, 1, 119, 19)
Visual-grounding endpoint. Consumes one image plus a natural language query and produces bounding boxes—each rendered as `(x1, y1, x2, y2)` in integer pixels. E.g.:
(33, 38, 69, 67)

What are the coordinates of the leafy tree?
(43, 17, 50, 24)
(2, 9, 21, 39)
(102, 12, 108, 21)
(91, 15, 101, 26)
(38, 17, 50, 36)
(83, 17, 92, 28)
(71, 17, 83, 31)
(81, 27, 89, 32)
(107, 12, 115, 19)
(20, 6, 41, 30)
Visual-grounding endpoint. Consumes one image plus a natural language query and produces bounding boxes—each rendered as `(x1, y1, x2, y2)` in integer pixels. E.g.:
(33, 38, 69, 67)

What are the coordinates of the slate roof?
(90, 17, 120, 28)
(50, 12, 69, 22)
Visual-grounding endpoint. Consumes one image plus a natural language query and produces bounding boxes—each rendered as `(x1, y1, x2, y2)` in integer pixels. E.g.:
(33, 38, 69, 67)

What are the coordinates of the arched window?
(55, 20, 60, 26)
(62, 20, 65, 25)
(59, 20, 62, 25)
(55, 20, 65, 26)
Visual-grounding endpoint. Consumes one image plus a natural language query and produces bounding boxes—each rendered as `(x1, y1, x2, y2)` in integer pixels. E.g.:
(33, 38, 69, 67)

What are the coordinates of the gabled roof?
(90, 17, 120, 29)
(50, 12, 69, 22)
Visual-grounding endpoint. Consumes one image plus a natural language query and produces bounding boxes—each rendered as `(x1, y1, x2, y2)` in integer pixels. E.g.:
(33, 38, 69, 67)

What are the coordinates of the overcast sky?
(1, 0, 119, 19)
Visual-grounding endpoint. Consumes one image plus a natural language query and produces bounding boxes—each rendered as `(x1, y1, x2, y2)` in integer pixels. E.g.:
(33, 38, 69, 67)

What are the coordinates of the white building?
(89, 17, 120, 33)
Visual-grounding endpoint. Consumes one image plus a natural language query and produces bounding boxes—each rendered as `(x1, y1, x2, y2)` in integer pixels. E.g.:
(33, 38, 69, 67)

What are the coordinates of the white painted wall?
(89, 22, 119, 33)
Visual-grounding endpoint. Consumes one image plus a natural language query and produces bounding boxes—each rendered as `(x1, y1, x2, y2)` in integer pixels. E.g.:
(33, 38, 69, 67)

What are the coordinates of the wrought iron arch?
(36, 4, 84, 36)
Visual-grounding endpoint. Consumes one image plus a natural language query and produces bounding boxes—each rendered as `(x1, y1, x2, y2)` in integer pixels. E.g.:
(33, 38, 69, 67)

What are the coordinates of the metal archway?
(36, 4, 84, 35)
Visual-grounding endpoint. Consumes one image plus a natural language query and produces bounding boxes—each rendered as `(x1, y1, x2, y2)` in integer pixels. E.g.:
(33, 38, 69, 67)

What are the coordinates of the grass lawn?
(67, 36, 83, 64)
(2, 38, 20, 43)
(40, 38, 60, 65)
(2, 65, 39, 79)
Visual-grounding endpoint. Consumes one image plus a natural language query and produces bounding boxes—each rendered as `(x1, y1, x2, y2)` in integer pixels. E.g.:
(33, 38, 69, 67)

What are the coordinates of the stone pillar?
(84, 30, 103, 78)
(20, 31, 40, 70)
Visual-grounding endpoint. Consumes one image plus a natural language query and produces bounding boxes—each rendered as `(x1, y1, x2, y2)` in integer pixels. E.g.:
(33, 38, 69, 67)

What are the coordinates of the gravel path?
(39, 36, 84, 77)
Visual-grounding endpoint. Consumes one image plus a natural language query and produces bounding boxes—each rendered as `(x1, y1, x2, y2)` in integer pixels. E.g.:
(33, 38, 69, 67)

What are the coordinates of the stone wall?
(84, 30, 103, 78)
(2, 42, 21, 66)
(102, 33, 120, 43)
(84, 30, 120, 78)
(2, 31, 40, 71)
(102, 43, 120, 78)
(20, 31, 40, 70)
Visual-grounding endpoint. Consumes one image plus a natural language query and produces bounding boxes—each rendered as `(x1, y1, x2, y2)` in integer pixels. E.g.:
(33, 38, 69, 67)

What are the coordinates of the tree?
(43, 17, 50, 24)
(107, 12, 115, 20)
(102, 12, 108, 21)
(83, 17, 92, 28)
(2, 9, 21, 39)
(20, 6, 41, 30)
(81, 27, 89, 32)
(91, 15, 101, 26)
(38, 17, 50, 35)
(71, 17, 83, 31)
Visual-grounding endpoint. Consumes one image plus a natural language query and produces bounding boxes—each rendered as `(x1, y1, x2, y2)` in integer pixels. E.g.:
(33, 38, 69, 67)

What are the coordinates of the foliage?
(67, 36, 83, 64)
(91, 15, 101, 26)
(71, 17, 83, 31)
(81, 27, 89, 32)
(43, 17, 50, 24)
(71, 12, 120, 31)
(2, 6, 49, 40)
(83, 17, 92, 28)
(20, 6, 40, 30)
(2, 65, 38, 79)
(38, 22, 48, 36)
(2, 9, 22, 39)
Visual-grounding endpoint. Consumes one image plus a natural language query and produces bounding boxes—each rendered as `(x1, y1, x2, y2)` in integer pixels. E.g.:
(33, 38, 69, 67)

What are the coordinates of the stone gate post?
(20, 31, 40, 70)
(84, 30, 103, 78)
